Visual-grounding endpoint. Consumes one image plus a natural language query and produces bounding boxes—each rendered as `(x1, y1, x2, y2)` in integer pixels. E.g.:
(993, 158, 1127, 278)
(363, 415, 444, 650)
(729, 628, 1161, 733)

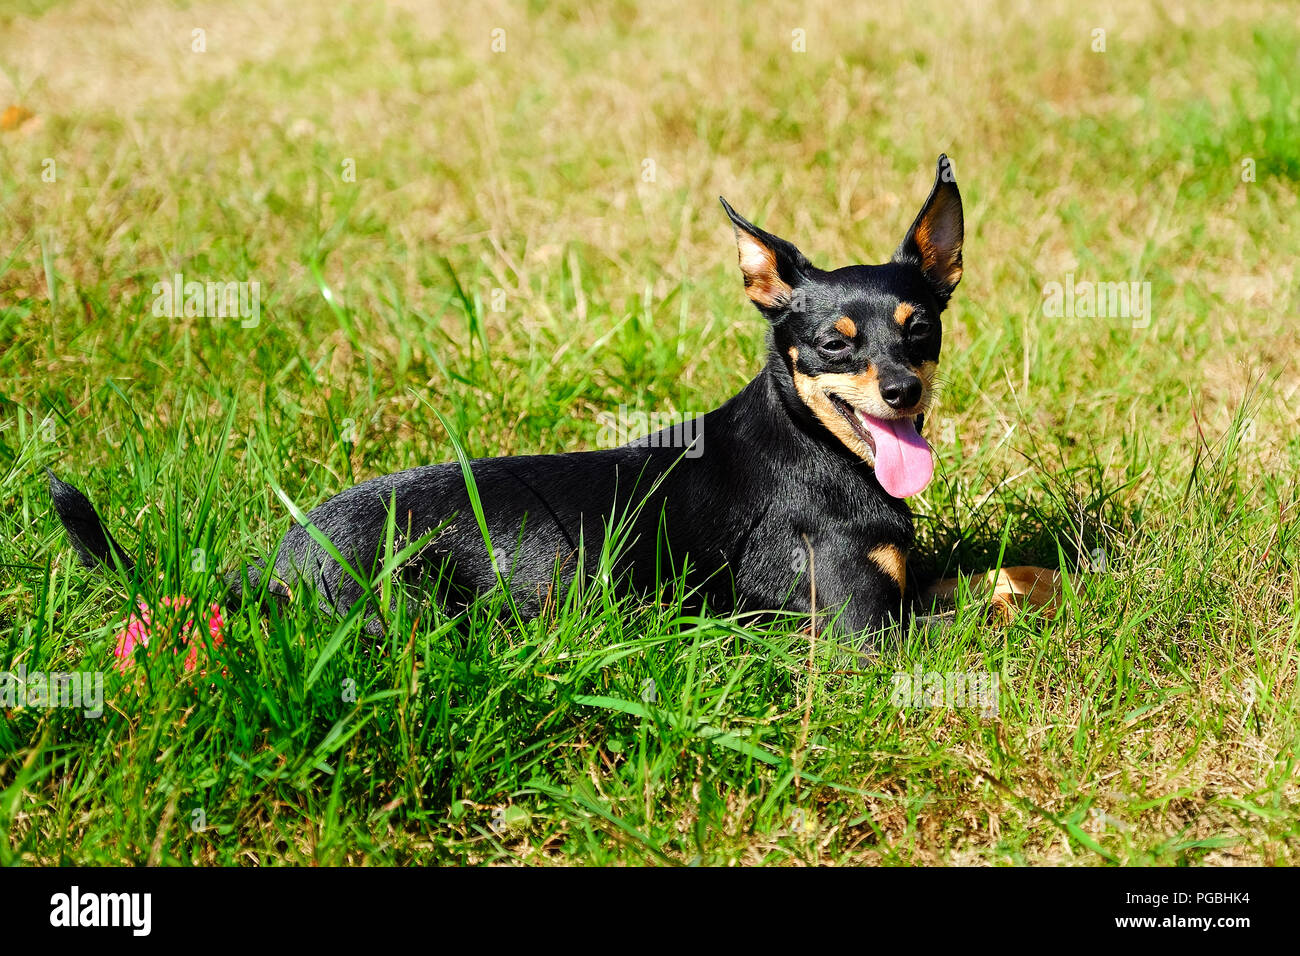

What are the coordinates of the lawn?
(0, 0, 1297, 865)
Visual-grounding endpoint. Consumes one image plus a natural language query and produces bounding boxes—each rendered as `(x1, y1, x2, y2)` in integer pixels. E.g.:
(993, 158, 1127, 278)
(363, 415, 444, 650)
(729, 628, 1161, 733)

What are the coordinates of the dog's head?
(721, 155, 963, 499)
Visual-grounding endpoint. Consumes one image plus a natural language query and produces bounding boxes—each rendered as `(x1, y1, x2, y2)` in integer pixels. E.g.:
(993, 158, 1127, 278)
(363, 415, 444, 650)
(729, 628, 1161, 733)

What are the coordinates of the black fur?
(50, 156, 965, 643)
(47, 469, 135, 573)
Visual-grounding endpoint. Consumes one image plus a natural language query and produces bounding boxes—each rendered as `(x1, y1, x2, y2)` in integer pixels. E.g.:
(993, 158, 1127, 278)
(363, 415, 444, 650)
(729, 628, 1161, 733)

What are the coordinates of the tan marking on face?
(868, 544, 907, 590)
(735, 230, 792, 308)
(834, 316, 857, 337)
(789, 350, 938, 460)
(789, 348, 881, 462)
(915, 359, 938, 394)
(893, 302, 915, 325)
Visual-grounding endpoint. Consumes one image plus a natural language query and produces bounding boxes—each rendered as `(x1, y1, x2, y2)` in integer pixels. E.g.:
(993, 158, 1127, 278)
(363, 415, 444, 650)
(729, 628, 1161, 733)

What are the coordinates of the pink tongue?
(861, 414, 934, 498)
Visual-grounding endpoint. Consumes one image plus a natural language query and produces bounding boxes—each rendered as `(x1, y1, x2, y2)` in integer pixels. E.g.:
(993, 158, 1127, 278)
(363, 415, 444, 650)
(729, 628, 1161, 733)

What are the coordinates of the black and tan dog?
(50, 155, 1060, 641)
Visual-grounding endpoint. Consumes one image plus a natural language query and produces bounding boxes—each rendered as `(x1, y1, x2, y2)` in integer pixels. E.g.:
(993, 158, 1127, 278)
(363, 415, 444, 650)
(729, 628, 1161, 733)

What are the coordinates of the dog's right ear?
(719, 198, 811, 314)
(892, 155, 964, 307)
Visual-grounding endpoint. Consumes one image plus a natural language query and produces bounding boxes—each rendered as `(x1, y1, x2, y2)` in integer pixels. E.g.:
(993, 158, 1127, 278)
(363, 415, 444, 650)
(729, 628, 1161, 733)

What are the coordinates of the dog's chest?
(727, 493, 912, 603)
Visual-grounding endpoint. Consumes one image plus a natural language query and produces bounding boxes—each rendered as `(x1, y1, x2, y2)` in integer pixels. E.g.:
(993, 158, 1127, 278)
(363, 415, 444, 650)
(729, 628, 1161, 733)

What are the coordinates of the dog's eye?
(817, 339, 851, 356)
(907, 318, 933, 338)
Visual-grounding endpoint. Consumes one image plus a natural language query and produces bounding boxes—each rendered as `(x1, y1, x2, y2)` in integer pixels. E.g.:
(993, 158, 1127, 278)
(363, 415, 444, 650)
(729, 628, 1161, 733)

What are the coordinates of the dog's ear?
(719, 197, 811, 314)
(893, 155, 963, 307)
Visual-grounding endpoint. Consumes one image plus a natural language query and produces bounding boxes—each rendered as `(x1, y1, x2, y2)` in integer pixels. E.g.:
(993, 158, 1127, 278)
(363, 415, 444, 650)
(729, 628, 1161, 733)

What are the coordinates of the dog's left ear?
(719, 197, 812, 314)
(893, 155, 964, 307)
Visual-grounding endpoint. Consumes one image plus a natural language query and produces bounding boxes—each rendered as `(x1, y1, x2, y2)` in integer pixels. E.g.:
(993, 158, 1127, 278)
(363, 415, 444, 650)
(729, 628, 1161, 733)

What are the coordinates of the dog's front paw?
(985, 566, 1063, 624)
(923, 566, 1064, 625)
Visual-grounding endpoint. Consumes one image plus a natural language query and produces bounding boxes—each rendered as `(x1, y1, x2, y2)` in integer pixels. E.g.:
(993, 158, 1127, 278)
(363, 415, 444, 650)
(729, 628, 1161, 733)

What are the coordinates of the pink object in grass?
(114, 595, 225, 674)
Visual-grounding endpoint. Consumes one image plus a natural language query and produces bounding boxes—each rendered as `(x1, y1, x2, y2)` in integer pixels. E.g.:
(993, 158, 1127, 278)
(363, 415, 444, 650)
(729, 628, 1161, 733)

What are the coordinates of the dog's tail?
(48, 469, 272, 609)
(47, 469, 137, 574)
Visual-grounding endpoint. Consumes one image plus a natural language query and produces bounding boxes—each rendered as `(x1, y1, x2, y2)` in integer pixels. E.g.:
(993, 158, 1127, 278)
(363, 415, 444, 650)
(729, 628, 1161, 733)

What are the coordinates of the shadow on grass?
(911, 455, 1143, 584)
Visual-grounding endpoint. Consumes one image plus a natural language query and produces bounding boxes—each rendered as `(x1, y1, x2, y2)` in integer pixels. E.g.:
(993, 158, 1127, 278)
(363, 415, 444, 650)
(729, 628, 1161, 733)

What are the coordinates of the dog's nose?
(880, 376, 923, 410)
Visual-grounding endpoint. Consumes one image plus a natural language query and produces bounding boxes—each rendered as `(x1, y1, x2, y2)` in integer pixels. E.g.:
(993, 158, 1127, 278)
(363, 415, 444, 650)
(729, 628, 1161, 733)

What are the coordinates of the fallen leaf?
(1, 105, 36, 132)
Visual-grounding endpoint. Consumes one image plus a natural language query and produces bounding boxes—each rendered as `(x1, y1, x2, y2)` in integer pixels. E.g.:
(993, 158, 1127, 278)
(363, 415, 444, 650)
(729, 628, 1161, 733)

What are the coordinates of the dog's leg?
(922, 566, 1064, 624)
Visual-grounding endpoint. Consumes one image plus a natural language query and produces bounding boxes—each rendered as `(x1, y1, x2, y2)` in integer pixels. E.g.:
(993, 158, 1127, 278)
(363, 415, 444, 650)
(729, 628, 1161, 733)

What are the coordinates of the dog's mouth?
(829, 394, 934, 499)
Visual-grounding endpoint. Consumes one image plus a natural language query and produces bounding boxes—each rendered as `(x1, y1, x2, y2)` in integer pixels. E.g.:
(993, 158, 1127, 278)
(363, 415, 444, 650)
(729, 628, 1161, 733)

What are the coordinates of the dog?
(50, 155, 1061, 642)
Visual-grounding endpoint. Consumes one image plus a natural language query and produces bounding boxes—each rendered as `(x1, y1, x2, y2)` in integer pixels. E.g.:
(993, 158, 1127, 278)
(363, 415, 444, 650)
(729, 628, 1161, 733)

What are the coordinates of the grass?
(0, 0, 1298, 865)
